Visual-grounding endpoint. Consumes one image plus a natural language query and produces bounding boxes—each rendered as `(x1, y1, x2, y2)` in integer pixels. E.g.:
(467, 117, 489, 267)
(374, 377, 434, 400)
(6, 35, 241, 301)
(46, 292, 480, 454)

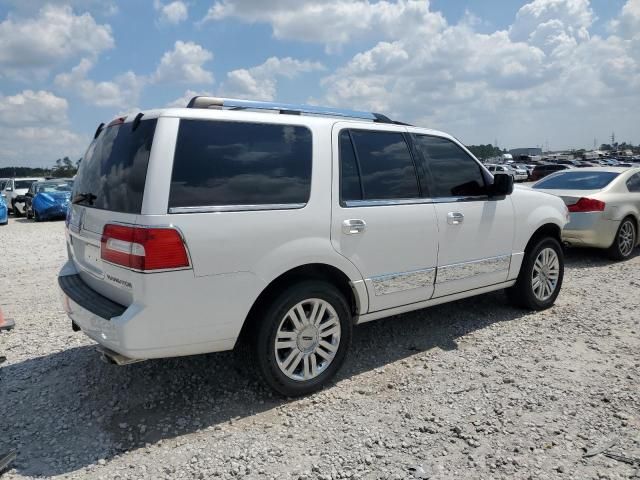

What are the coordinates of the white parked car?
(59, 97, 568, 396)
(1, 177, 45, 216)
(533, 167, 640, 260)
(486, 164, 528, 182)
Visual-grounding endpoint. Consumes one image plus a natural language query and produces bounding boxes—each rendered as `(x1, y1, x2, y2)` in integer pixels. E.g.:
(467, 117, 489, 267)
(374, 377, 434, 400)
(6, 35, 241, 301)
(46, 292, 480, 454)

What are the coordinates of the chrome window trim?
(369, 267, 436, 296)
(168, 203, 306, 214)
(436, 254, 511, 284)
(343, 198, 433, 208)
(432, 195, 489, 203)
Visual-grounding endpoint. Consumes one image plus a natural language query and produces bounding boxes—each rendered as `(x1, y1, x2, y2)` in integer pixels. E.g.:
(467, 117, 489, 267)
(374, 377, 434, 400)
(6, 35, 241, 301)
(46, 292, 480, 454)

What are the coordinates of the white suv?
(59, 97, 568, 396)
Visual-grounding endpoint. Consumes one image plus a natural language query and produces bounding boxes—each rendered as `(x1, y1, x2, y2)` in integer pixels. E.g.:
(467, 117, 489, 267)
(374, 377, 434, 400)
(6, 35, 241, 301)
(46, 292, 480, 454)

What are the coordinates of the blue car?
(25, 179, 73, 221)
(0, 192, 7, 225)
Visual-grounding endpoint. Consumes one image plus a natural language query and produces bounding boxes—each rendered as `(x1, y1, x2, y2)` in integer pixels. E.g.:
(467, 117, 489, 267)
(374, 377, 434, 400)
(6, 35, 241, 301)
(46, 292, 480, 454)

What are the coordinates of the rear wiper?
(73, 192, 97, 205)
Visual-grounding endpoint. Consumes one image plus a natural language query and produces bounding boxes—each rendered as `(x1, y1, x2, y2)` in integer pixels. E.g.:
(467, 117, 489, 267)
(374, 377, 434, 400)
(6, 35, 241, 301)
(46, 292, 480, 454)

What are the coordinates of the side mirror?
(490, 173, 514, 197)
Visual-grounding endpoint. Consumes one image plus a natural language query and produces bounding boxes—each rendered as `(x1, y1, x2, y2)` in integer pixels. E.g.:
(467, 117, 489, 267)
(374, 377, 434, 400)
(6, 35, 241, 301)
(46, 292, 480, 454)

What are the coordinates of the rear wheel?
(252, 280, 352, 397)
(507, 236, 564, 310)
(607, 217, 636, 261)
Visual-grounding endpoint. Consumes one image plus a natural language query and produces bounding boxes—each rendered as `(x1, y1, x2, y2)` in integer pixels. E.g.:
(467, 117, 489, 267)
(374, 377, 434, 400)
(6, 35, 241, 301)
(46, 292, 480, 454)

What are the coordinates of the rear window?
(533, 171, 619, 190)
(73, 119, 157, 213)
(169, 119, 312, 209)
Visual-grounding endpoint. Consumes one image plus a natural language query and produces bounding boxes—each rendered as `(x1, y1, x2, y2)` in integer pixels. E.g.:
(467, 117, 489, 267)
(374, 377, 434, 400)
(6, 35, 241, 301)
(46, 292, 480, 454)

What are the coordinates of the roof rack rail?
(186, 96, 395, 124)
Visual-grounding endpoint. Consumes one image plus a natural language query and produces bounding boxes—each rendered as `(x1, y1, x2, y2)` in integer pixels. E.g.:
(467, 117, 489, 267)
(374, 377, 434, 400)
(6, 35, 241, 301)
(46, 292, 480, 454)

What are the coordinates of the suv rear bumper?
(58, 260, 237, 359)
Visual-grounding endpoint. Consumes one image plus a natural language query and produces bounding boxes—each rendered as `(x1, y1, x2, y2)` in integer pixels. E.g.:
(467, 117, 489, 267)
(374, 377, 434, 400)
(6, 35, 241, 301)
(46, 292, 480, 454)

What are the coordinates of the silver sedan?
(532, 167, 640, 260)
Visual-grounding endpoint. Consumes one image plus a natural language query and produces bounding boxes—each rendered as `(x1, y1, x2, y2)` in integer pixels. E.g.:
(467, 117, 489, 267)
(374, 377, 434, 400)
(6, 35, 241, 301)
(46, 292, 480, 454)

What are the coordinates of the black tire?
(11, 202, 21, 218)
(251, 280, 352, 397)
(507, 236, 564, 310)
(26, 208, 32, 219)
(606, 217, 637, 261)
(34, 210, 41, 222)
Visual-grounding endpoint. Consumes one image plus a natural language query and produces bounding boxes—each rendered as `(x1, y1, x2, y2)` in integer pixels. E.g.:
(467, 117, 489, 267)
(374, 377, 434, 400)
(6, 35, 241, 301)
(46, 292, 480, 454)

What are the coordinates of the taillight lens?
(567, 197, 606, 213)
(101, 224, 189, 271)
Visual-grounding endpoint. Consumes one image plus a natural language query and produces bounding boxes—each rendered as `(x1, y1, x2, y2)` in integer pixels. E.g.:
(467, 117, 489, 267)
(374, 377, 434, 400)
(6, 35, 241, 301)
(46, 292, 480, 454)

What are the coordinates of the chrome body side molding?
(435, 255, 511, 284)
(370, 268, 436, 296)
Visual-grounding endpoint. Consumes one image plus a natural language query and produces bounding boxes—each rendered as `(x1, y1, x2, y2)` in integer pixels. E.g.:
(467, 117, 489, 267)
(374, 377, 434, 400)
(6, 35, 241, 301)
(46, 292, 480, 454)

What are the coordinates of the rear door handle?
(447, 212, 464, 225)
(342, 219, 366, 235)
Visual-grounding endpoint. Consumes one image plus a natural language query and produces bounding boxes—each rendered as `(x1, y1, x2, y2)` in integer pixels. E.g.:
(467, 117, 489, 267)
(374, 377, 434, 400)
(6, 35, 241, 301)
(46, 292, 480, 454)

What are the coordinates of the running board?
(96, 346, 145, 366)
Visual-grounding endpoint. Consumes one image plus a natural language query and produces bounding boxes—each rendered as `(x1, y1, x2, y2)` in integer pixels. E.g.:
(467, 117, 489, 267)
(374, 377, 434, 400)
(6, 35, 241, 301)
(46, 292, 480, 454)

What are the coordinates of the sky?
(0, 0, 638, 168)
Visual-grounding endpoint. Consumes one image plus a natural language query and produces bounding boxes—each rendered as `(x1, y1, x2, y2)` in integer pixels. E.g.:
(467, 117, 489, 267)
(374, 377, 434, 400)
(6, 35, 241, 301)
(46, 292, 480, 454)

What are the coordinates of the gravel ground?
(1, 216, 639, 480)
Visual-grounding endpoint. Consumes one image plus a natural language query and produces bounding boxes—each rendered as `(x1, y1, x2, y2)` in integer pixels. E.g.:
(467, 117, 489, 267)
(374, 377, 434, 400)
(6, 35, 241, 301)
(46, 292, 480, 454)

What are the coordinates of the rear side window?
(340, 129, 420, 202)
(414, 135, 486, 198)
(169, 120, 312, 209)
(73, 119, 157, 213)
(626, 173, 640, 192)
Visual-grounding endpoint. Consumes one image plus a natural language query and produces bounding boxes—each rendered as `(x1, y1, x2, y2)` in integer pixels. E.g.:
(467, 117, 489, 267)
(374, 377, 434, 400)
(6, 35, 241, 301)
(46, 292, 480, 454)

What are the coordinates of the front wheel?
(252, 280, 352, 397)
(507, 237, 564, 310)
(607, 217, 636, 261)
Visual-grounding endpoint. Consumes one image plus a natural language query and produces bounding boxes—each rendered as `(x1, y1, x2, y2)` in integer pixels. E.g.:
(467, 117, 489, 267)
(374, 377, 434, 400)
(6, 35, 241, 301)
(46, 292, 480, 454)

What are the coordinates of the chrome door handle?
(447, 212, 464, 225)
(342, 219, 367, 235)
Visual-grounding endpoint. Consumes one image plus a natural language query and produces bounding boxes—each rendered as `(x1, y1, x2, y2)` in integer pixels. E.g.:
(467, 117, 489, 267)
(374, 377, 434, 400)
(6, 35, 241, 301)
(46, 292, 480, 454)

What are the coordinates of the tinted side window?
(169, 120, 312, 208)
(339, 131, 362, 201)
(348, 130, 419, 200)
(414, 135, 486, 198)
(627, 173, 640, 192)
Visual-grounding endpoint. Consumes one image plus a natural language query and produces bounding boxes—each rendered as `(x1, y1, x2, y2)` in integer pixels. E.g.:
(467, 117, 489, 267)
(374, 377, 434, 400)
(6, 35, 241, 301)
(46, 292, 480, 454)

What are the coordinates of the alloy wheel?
(531, 247, 560, 302)
(618, 220, 636, 257)
(274, 298, 341, 381)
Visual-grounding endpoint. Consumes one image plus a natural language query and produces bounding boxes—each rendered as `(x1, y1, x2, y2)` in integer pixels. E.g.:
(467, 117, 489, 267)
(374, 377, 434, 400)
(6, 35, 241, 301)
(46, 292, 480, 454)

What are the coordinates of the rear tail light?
(567, 197, 606, 213)
(101, 224, 190, 271)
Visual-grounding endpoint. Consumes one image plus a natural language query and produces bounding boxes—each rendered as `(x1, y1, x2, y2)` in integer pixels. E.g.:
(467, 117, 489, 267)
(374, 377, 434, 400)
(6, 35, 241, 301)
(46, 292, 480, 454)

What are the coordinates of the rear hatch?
(67, 117, 157, 306)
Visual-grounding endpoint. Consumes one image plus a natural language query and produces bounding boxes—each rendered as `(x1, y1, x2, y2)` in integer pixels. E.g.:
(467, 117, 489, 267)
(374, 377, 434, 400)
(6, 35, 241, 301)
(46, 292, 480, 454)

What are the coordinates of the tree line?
(0, 157, 80, 179)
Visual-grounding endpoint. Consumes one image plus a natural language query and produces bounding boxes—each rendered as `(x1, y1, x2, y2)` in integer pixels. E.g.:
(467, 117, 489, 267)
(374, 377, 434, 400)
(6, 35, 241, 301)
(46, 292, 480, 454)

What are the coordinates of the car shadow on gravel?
(0, 290, 531, 477)
(564, 246, 639, 269)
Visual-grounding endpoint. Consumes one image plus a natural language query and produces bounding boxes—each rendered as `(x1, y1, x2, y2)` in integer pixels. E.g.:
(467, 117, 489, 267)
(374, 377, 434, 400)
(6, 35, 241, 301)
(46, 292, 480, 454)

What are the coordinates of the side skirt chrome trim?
(369, 268, 436, 296)
(355, 280, 516, 324)
(436, 254, 511, 284)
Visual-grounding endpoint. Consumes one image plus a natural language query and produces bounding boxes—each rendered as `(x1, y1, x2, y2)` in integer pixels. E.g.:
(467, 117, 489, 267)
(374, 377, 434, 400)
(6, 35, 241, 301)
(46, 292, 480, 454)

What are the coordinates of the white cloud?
(0, 90, 86, 167)
(310, 0, 640, 148)
(221, 57, 324, 100)
(0, 5, 114, 79)
(55, 59, 145, 108)
(152, 41, 214, 84)
(0, 0, 119, 17)
(202, 0, 445, 51)
(166, 89, 215, 108)
(154, 0, 188, 24)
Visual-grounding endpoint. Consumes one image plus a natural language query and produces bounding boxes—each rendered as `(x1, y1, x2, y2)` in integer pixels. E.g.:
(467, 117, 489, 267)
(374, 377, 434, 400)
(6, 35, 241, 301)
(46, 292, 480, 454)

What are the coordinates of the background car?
(1, 178, 44, 216)
(25, 179, 73, 221)
(0, 192, 7, 225)
(529, 163, 572, 181)
(486, 164, 528, 182)
(533, 167, 640, 260)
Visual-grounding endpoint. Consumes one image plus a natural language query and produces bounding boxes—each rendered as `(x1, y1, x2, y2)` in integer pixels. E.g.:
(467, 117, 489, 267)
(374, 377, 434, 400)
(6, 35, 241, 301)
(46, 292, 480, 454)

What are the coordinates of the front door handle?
(447, 212, 464, 225)
(342, 219, 366, 235)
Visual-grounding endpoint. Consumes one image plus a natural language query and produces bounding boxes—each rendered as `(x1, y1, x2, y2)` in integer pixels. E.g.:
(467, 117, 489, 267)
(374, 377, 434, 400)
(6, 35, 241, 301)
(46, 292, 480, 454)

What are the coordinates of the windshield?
(15, 180, 38, 189)
(36, 181, 73, 193)
(73, 119, 157, 213)
(533, 171, 620, 190)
